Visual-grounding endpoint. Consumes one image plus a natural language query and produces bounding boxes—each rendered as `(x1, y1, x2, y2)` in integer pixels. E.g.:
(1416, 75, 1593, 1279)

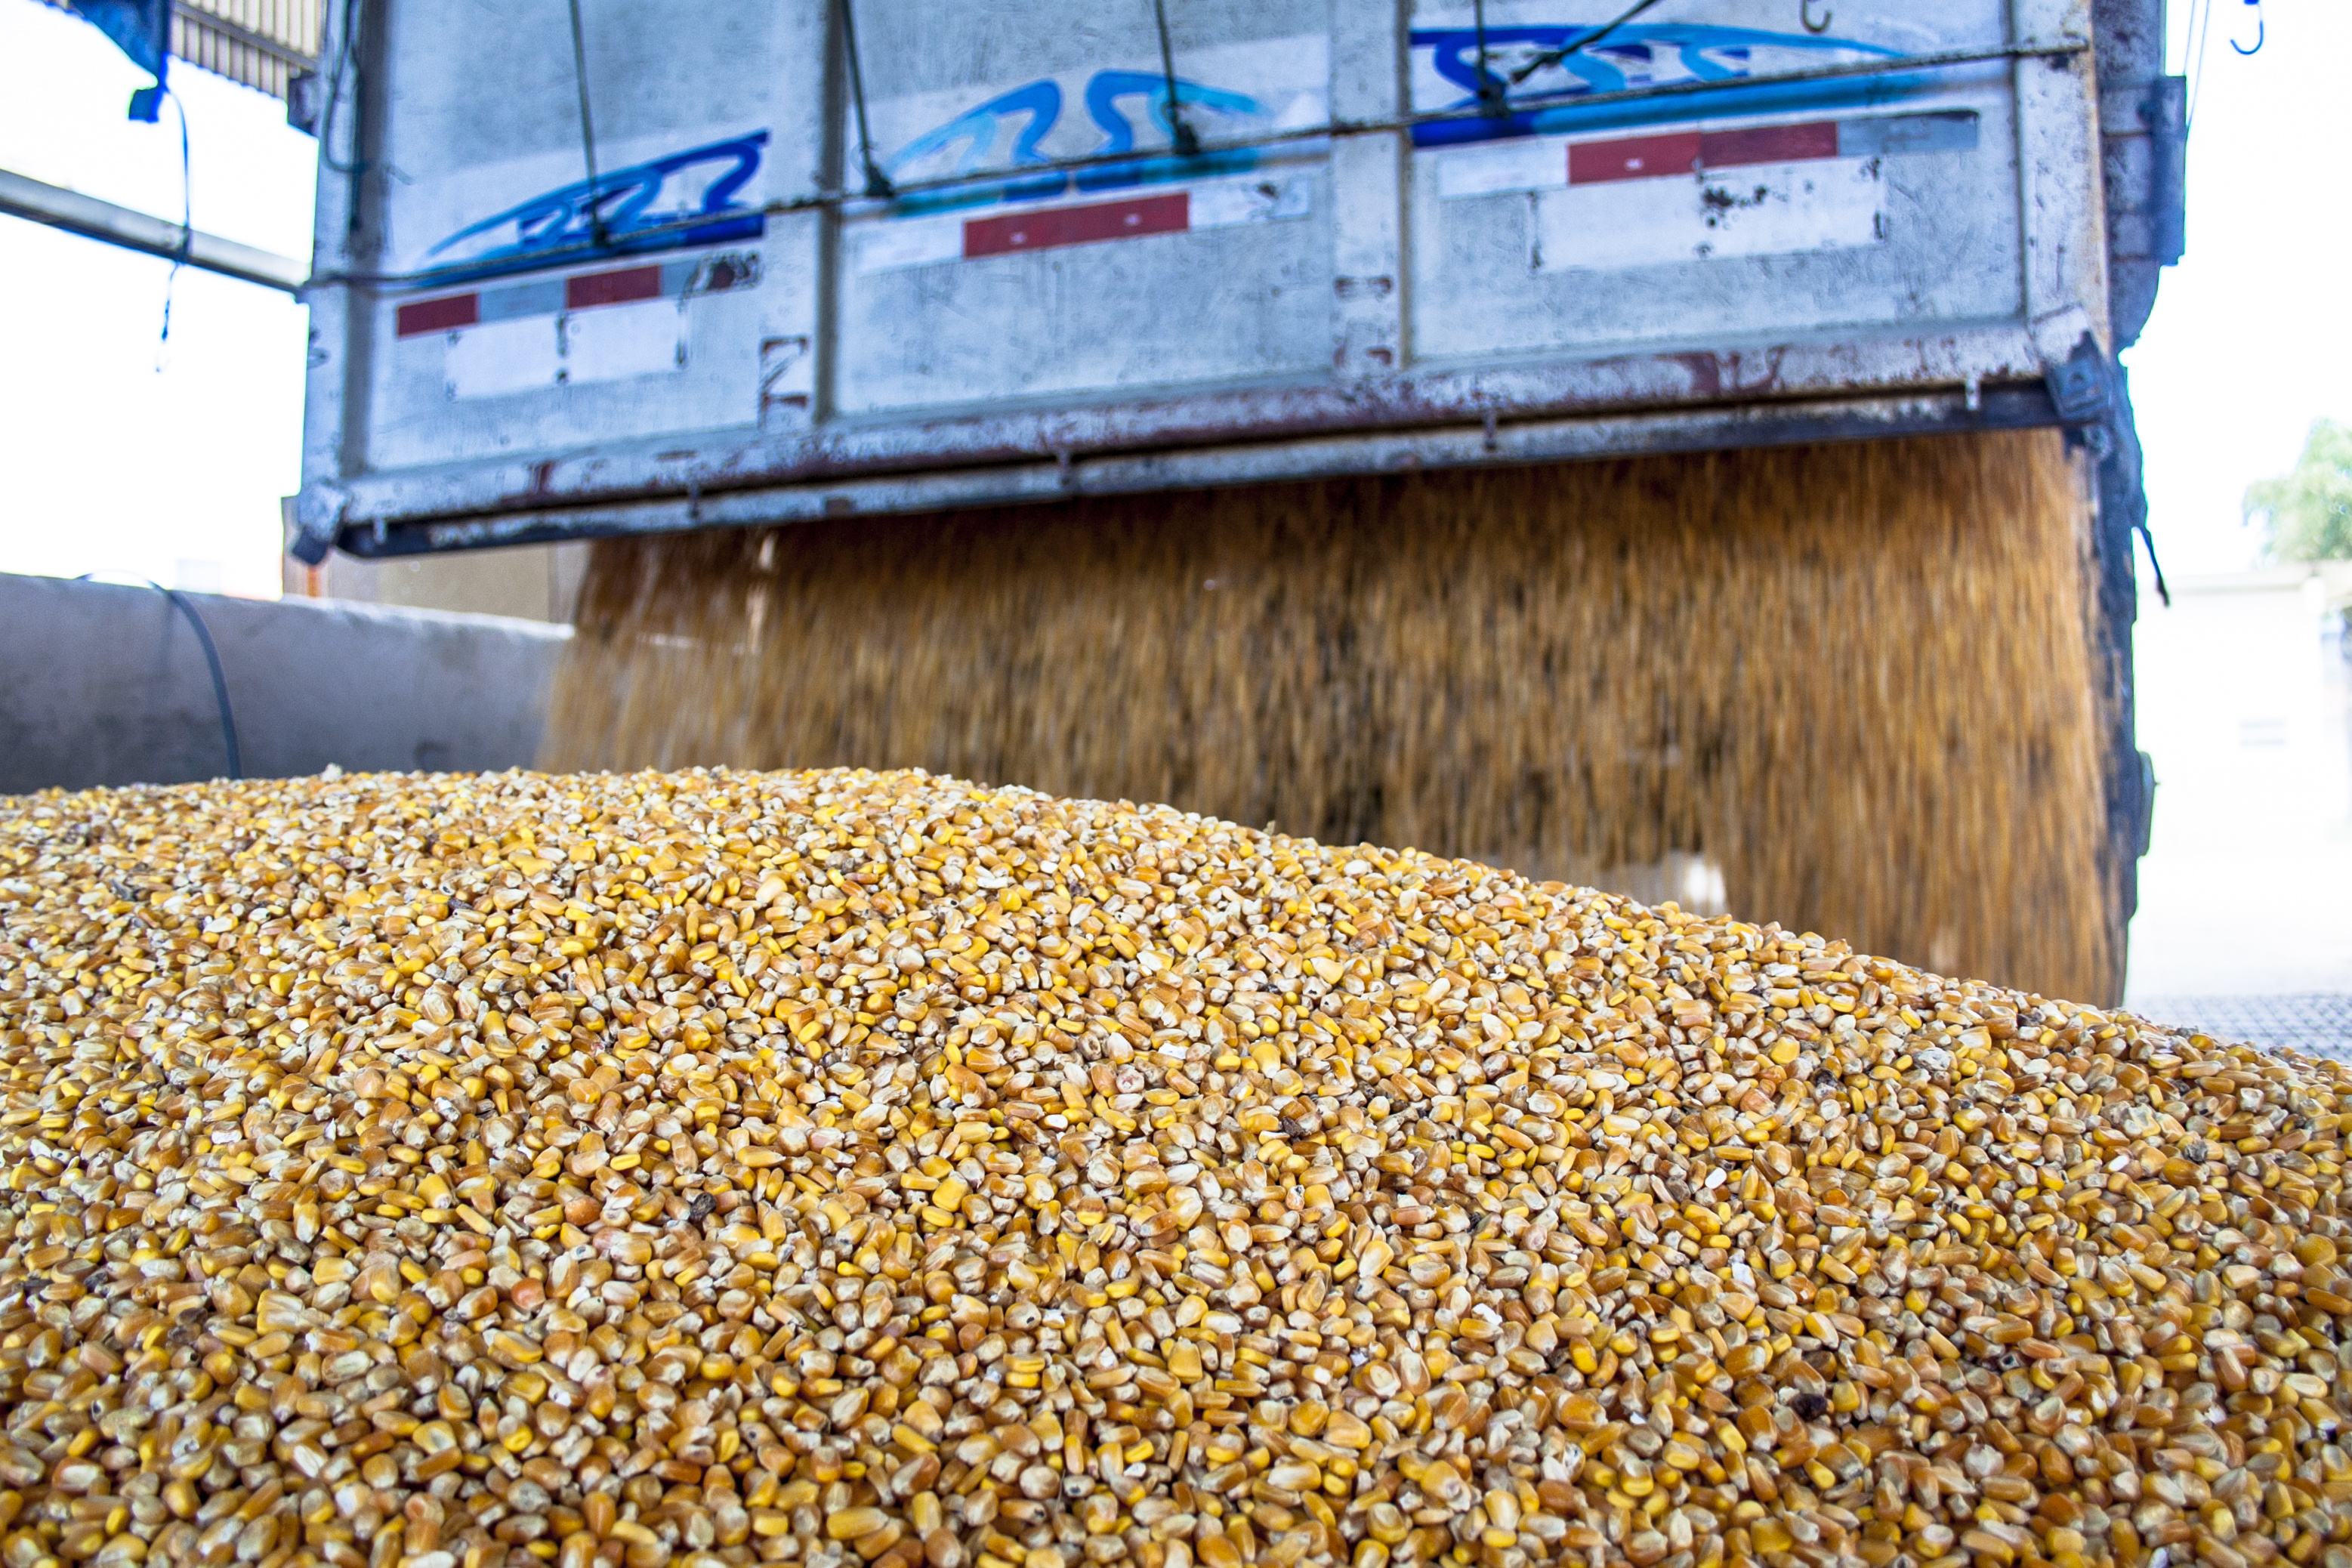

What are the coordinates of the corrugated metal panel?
(171, 0, 320, 101)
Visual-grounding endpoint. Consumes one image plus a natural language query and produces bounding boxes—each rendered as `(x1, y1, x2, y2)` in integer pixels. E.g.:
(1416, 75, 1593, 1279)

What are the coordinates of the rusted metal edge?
(330, 324, 2053, 531)
(338, 381, 2060, 557)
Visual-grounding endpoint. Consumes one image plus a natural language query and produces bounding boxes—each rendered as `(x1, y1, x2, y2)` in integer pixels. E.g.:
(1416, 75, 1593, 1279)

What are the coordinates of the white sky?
(2127, 0, 2352, 579)
(0, 0, 314, 598)
(0, 0, 2342, 592)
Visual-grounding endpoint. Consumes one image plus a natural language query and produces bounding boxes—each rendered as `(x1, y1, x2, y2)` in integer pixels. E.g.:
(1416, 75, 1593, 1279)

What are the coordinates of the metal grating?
(2129, 994, 2352, 1062)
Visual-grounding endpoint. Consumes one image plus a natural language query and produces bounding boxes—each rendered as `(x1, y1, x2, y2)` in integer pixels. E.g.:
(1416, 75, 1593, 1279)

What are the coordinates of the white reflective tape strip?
(853, 213, 968, 273)
(1187, 174, 1313, 229)
(1437, 137, 1566, 199)
(474, 278, 566, 324)
(855, 176, 1307, 273)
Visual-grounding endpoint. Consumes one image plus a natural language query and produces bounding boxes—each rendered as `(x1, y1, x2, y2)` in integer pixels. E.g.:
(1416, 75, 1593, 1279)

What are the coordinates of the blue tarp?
(69, 0, 171, 117)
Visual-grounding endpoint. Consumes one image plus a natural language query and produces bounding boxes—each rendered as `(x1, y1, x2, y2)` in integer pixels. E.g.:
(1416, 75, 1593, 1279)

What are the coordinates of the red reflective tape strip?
(395, 294, 478, 337)
(1699, 120, 1840, 169)
(963, 193, 1189, 258)
(566, 266, 665, 310)
(1567, 131, 1700, 185)
(1567, 122, 1845, 186)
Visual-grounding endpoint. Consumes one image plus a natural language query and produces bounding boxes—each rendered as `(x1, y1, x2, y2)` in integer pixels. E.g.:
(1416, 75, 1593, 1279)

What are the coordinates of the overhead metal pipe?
(0, 167, 307, 293)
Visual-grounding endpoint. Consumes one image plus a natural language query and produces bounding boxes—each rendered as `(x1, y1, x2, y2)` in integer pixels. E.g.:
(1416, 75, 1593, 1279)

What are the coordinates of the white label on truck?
(1533, 156, 1884, 270)
(560, 301, 687, 384)
(445, 307, 689, 398)
(444, 317, 560, 400)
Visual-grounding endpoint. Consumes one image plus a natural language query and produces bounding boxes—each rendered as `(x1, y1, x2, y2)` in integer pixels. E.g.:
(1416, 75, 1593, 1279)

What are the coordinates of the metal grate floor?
(2128, 994, 2352, 1060)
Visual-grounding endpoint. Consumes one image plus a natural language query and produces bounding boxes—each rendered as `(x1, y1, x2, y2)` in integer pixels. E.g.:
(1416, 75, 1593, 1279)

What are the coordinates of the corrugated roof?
(172, 1, 321, 101)
(47, 1, 321, 102)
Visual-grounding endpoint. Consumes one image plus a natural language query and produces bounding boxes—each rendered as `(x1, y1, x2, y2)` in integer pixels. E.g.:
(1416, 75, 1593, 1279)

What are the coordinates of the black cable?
(157, 88, 191, 351)
(79, 576, 242, 780)
(1508, 0, 1671, 85)
(1150, 0, 1201, 156)
(565, 0, 610, 245)
(835, 0, 894, 198)
(2135, 518, 2171, 609)
(1471, 0, 1506, 116)
(319, 0, 367, 176)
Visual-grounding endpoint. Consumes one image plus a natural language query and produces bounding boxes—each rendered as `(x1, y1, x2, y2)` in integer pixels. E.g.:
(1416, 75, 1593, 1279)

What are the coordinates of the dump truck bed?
(292, 0, 2178, 558)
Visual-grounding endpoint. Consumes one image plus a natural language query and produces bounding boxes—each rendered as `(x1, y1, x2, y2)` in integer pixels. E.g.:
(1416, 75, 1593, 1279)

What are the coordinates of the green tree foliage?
(2246, 418, 2352, 562)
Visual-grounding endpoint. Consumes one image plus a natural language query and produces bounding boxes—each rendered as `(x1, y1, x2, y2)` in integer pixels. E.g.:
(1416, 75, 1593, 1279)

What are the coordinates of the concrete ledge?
(0, 573, 568, 794)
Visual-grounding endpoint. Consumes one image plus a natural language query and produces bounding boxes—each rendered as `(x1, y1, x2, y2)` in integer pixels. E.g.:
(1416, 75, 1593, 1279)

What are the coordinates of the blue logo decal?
(1409, 23, 1918, 146)
(1073, 73, 1264, 192)
(881, 73, 1275, 216)
(424, 132, 769, 283)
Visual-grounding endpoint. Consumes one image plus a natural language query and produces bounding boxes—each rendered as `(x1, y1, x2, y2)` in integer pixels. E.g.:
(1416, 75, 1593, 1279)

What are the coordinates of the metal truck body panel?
(295, 0, 2169, 556)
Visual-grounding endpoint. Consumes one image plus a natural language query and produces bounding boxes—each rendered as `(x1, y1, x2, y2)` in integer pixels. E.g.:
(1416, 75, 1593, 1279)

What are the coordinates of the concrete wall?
(0, 573, 569, 795)
(281, 528, 591, 625)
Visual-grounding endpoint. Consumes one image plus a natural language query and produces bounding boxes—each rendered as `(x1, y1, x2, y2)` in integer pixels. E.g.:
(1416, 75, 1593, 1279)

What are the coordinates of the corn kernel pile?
(2, 768, 2347, 1568)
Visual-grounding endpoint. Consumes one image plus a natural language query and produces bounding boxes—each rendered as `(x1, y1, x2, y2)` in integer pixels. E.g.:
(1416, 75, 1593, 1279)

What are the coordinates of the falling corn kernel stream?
(0, 767, 2345, 1568)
